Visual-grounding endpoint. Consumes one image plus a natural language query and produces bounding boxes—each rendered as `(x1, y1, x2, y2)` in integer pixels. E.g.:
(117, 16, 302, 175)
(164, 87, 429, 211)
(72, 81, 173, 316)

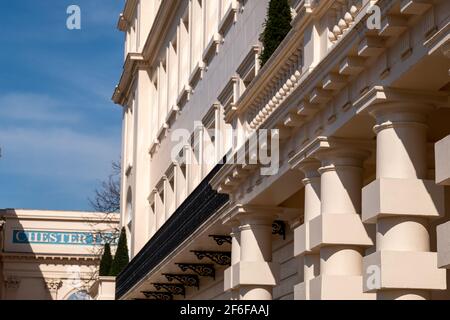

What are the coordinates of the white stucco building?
(0, 209, 118, 300)
(113, 0, 450, 300)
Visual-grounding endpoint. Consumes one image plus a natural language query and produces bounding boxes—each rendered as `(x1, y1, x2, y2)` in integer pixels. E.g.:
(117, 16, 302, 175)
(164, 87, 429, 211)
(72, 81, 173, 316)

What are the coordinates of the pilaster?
(131, 63, 153, 257)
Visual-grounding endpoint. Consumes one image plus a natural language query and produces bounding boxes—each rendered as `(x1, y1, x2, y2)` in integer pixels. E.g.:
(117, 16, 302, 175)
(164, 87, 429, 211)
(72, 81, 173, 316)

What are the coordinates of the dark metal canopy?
(116, 161, 229, 299)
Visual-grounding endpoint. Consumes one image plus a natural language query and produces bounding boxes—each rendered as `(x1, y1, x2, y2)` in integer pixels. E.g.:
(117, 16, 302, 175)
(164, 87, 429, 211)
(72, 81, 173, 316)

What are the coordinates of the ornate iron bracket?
(163, 274, 200, 289)
(209, 235, 232, 245)
(142, 291, 173, 301)
(272, 220, 286, 240)
(191, 251, 231, 266)
(153, 283, 186, 297)
(176, 263, 215, 279)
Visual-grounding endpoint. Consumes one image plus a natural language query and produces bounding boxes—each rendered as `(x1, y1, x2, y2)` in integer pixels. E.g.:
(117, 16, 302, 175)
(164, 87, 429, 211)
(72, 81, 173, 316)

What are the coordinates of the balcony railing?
(116, 159, 229, 299)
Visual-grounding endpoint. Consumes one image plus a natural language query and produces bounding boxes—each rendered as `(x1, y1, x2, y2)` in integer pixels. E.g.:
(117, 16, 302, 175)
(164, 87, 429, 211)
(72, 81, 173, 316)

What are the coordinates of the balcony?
(116, 160, 229, 299)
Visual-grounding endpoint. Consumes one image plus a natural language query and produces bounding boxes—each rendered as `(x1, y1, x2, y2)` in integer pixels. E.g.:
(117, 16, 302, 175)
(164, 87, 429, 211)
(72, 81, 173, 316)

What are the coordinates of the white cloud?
(0, 93, 82, 123)
(0, 126, 120, 182)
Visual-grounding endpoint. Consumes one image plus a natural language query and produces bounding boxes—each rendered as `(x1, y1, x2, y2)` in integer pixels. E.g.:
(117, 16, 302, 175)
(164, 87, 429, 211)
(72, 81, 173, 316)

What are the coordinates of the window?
(237, 46, 261, 93)
(67, 291, 92, 301)
(125, 98, 135, 169)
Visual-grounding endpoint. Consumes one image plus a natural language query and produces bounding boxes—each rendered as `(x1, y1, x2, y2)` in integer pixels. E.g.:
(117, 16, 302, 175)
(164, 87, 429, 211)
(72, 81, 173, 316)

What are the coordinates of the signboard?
(12, 230, 117, 246)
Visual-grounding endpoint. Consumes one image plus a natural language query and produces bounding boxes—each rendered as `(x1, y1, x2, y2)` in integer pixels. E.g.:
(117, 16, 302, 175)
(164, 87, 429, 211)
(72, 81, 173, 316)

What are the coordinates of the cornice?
(0, 209, 119, 223)
(113, 0, 180, 107)
(1, 252, 99, 262)
(112, 52, 145, 106)
(288, 136, 374, 170)
(221, 203, 283, 225)
(142, 0, 180, 67)
(355, 86, 450, 115)
(117, 0, 138, 32)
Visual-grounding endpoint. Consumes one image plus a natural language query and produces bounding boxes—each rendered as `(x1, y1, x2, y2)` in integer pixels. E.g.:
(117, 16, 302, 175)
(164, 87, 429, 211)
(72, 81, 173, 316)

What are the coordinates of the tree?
(99, 243, 113, 276)
(259, 0, 292, 67)
(110, 227, 129, 276)
(89, 160, 121, 215)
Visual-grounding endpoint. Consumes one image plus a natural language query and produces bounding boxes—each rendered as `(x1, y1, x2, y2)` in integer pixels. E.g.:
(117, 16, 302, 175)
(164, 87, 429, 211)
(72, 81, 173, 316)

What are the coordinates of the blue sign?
(12, 230, 117, 246)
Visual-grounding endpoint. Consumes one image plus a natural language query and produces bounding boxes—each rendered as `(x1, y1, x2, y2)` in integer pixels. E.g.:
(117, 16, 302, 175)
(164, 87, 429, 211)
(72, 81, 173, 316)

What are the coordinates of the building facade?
(113, 0, 450, 300)
(0, 209, 118, 300)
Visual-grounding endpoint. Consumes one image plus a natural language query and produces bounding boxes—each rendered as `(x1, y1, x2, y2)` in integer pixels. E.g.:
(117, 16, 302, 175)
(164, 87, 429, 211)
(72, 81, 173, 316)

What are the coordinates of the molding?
(288, 136, 374, 170)
(4, 276, 20, 289)
(44, 278, 63, 292)
(176, 85, 193, 111)
(424, 20, 450, 56)
(118, 0, 138, 32)
(0, 209, 119, 223)
(218, 0, 240, 36)
(202, 103, 220, 129)
(202, 33, 223, 65)
(165, 105, 180, 126)
(112, 53, 145, 106)
(221, 204, 283, 225)
(1, 252, 100, 262)
(189, 61, 206, 90)
(355, 86, 450, 115)
(236, 45, 261, 79)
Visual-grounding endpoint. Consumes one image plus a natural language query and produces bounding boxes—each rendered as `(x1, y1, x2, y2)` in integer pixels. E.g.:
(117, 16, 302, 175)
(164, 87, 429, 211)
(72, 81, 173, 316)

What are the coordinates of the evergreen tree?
(110, 227, 130, 276)
(99, 243, 113, 276)
(259, 0, 293, 67)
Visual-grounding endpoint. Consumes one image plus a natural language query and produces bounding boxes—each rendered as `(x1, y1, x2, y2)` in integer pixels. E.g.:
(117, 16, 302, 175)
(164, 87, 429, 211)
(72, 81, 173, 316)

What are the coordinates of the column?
(362, 102, 446, 300)
(293, 160, 321, 300)
(310, 148, 374, 300)
(131, 65, 152, 257)
(223, 206, 278, 300)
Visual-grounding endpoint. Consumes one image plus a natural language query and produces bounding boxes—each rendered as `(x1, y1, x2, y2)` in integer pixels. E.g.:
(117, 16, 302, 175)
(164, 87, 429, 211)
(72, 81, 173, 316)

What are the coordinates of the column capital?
(290, 136, 374, 172)
(44, 279, 63, 292)
(4, 276, 21, 289)
(311, 137, 373, 169)
(356, 86, 449, 119)
(290, 158, 321, 179)
(222, 204, 282, 226)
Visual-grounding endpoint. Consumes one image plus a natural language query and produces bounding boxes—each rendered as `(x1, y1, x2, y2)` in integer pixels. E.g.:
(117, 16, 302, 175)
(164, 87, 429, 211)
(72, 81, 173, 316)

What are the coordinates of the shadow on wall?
(0, 209, 102, 300)
(0, 209, 52, 300)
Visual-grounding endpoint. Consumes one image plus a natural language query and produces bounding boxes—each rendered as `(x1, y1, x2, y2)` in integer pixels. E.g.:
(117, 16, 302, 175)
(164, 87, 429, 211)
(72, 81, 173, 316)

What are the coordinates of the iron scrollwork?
(142, 291, 173, 301)
(153, 283, 186, 297)
(272, 220, 286, 240)
(176, 263, 216, 279)
(209, 235, 232, 246)
(163, 274, 200, 289)
(191, 251, 231, 266)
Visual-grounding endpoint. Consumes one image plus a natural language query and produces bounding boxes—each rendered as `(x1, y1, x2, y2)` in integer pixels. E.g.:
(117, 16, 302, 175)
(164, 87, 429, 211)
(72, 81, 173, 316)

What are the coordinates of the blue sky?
(0, 1, 125, 211)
